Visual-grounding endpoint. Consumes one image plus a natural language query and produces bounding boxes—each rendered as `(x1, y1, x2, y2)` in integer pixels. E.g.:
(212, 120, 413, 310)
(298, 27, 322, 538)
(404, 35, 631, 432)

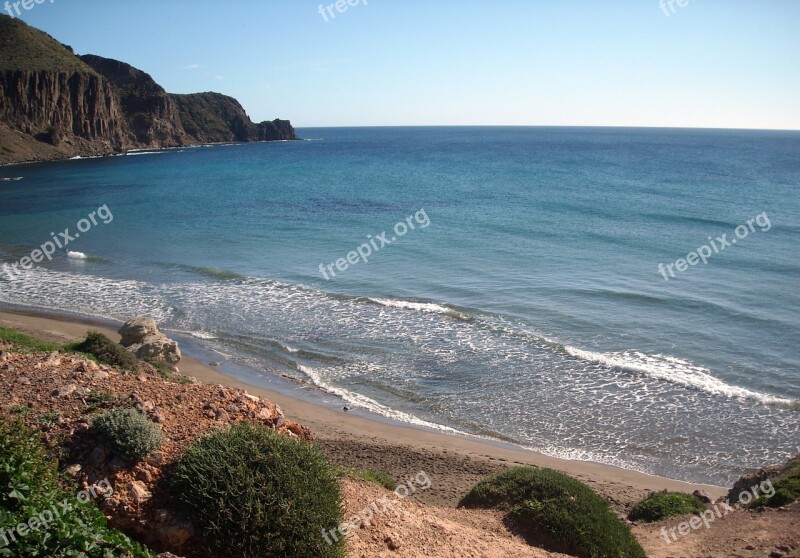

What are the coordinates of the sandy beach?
(0, 308, 726, 510)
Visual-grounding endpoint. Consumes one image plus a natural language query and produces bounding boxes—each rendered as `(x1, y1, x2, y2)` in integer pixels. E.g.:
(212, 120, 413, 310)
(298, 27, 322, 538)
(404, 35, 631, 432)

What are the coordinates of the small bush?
(339, 468, 396, 490)
(757, 477, 800, 508)
(37, 410, 60, 431)
(72, 331, 139, 371)
(460, 467, 646, 558)
(171, 422, 344, 558)
(92, 408, 164, 462)
(82, 390, 129, 415)
(0, 418, 152, 557)
(628, 490, 706, 522)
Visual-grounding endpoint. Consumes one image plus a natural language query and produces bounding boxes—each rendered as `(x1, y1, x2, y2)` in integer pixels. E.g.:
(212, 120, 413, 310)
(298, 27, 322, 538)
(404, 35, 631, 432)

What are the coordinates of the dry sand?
(0, 309, 727, 510)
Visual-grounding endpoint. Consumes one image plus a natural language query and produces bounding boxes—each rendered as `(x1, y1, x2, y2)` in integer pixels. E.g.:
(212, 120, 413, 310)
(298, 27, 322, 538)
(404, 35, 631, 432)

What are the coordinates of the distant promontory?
(0, 14, 297, 166)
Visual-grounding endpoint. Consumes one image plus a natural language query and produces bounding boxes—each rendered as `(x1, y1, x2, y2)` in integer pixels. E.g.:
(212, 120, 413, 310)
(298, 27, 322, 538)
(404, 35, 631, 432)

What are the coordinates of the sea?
(1, 126, 798, 486)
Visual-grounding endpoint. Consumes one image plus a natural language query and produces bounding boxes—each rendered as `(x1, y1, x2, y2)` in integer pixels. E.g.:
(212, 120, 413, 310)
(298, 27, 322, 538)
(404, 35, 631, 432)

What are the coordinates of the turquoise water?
(1, 127, 798, 484)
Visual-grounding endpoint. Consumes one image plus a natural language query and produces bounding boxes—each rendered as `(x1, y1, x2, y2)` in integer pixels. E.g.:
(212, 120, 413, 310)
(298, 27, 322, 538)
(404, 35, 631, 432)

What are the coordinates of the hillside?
(0, 14, 297, 165)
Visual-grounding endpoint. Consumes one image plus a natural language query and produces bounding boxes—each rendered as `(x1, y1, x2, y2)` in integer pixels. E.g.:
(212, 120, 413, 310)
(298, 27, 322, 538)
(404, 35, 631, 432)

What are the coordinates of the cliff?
(0, 15, 131, 163)
(171, 92, 297, 144)
(79, 55, 190, 148)
(0, 15, 297, 166)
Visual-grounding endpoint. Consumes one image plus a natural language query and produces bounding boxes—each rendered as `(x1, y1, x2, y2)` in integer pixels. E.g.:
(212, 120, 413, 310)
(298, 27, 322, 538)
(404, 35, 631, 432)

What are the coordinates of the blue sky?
(10, 0, 800, 129)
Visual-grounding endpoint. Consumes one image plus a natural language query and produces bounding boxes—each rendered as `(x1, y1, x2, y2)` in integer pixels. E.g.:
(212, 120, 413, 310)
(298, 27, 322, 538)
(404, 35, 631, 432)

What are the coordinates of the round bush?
(170, 422, 344, 558)
(628, 490, 706, 522)
(92, 408, 164, 462)
(460, 467, 646, 558)
(73, 331, 139, 371)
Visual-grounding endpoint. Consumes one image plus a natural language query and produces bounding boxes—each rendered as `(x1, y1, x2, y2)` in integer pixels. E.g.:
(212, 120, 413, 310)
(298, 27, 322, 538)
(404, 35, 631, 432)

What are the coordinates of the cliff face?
(0, 14, 298, 166)
(0, 14, 131, 162)
(0, 69, 128, 150)
(79, 55, 190, 148)
(170, 92, 254, 143)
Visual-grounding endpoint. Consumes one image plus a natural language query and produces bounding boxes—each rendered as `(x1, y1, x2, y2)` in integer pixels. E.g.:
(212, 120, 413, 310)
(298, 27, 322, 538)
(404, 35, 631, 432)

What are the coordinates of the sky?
(8, 0, 800, 129)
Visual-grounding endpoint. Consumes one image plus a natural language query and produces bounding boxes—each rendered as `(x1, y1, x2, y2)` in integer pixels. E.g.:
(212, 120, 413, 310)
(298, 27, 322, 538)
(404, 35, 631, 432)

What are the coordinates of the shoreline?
(0, 306, 727, 507)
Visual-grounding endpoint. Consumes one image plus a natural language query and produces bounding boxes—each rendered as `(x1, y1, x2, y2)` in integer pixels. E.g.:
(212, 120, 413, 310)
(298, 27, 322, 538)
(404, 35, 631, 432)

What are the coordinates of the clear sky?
(9, 0, 800, 129)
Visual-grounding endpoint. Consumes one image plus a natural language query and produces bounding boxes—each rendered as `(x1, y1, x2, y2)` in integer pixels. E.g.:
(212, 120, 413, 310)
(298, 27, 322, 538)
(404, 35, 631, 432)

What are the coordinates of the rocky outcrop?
(170, 93, 297, 144)
(0, 14, 297, 165)
(79, 55, 190, 148)
(119, 317, 181, 366)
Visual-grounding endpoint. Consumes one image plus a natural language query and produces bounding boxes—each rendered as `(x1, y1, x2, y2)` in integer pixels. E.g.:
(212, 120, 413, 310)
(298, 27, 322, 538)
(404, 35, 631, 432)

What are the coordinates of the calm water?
(1, 127, 798, 485)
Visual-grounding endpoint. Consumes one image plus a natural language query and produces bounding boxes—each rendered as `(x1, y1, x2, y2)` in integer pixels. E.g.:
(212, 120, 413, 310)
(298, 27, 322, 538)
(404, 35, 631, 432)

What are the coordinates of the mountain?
(0, 15, 297, 166)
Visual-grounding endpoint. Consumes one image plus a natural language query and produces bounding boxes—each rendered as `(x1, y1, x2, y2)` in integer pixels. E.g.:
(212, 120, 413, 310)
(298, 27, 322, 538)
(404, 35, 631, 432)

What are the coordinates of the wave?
(295, 364, 463, 434)
(125, 151, 168, 157)
(563, 346, 797, 408)
(367, 297, 474, 321)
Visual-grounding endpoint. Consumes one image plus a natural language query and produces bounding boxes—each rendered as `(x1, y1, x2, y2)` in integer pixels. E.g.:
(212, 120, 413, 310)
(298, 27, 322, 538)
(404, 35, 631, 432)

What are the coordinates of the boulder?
(693, 489, 713, 504)
(119, 317, 181, 366)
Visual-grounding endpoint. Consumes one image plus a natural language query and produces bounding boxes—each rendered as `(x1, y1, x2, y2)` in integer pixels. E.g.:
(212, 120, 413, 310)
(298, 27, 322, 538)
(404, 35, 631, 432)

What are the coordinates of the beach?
(0, 308, 727, 510)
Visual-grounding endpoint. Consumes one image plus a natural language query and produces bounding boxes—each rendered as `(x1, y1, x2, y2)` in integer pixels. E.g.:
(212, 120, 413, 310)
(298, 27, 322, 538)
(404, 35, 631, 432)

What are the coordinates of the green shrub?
(36, 410, 60, 431)
(0, 418, 152, 557)
(72, 331, 139, 371)
(460, 467, 646, 558)
(91, 408, 164, 462)
(339, 468, 396, 490)
(82, 390, 129, 415)
(171, 422, 344, 558)
(628, 490, 706, 522)
(756, 477, 800, 508)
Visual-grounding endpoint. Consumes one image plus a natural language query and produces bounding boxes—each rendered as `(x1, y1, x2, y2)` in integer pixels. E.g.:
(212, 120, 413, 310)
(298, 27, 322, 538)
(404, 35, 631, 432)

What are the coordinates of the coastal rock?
(129, 480, 152, 504)
(693, 489, 713, 504)
(119, 317, 181, 366)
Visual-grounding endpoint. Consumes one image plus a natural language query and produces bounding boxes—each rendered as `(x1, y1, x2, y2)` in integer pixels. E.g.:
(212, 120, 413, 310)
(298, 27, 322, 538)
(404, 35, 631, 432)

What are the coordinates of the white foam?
(369, 297, 452, 315)
(564, 346, 795, 406)
(296, 364, 463, 434)
(126, 151, 167, 157)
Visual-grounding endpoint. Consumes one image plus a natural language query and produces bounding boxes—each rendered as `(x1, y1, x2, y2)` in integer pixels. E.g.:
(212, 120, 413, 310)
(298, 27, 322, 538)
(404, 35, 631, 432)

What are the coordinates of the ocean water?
(1, 127, 798, 485)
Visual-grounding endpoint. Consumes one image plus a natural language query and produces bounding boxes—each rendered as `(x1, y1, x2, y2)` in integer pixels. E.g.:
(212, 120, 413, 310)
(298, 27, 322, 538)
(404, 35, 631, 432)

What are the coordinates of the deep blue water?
(1, 127, 798, 484)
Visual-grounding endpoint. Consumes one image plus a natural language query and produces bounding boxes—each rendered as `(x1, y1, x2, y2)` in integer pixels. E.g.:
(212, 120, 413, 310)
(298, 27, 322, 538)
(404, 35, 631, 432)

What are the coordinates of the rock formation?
(0, 14, 297, 165)
(119, 317, 181, 366)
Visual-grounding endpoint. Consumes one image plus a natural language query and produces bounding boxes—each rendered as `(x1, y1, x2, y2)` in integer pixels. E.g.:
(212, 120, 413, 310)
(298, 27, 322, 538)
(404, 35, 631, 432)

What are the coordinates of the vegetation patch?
(91, 408, 164, 462)
(628, 490, 706, 522)
(71, 331, 139, 371)
(0, 326, 60, 353)
(756, 462, 800, 508)
(460, 466, 646, 558)
(339, 468, 396, 490)
(0, 418, 152, 557)
(171, 422, 344, 558)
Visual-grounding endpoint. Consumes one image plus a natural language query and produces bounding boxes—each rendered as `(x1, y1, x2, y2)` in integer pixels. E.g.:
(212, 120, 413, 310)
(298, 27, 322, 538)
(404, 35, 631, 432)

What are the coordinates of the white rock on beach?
(119, 317, 182, 366)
